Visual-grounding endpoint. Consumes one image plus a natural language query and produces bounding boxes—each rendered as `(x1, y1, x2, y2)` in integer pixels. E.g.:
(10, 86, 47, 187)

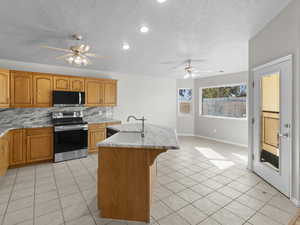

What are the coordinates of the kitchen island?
(97, 123, 179, 222)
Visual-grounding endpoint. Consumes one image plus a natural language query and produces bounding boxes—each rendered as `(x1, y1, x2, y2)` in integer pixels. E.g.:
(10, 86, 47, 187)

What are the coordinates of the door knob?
(278, 133, 289, 138)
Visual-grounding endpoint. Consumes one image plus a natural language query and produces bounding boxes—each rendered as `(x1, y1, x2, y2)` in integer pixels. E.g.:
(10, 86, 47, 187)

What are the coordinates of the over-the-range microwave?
(53, 91, 85, 107)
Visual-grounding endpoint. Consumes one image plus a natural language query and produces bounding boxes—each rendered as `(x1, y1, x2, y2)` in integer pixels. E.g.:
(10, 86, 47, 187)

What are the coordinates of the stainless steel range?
(52, 111, 88, 162)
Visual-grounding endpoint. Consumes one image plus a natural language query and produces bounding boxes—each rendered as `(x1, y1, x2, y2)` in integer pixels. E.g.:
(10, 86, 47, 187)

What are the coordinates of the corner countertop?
(0, 118, 121, 138)
(97, 123, 180, 150)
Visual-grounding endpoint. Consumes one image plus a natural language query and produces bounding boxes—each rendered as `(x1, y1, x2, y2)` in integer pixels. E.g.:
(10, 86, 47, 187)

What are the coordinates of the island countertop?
(97, 123, 180, 150)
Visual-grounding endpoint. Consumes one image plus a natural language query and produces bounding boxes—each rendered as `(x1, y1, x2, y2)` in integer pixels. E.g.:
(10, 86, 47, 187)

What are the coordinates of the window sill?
(199, 115, 248, 121)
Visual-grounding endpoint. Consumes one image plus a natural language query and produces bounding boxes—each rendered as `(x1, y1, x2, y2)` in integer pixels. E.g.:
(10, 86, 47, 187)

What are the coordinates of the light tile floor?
(0, 136, 297, 225)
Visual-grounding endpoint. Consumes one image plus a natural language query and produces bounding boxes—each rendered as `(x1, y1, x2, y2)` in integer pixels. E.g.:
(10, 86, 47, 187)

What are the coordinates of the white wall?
(176, 79, 195, 135)
(0, 59, 177, 129)
(114, 75, 176, 129)
(249, 0, 300, 204)
(194, 72, 248, 147)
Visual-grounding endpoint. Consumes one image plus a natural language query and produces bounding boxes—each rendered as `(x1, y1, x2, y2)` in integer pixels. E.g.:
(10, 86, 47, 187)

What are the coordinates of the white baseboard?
(176, 133, 248, 148)
(194, 134, 248, 148)
(176, 133, 195, 137)
(291, 198, 300, 207)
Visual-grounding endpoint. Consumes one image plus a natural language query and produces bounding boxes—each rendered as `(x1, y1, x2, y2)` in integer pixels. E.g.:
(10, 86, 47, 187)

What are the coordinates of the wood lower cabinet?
(104, 80, 117, 106)
(10, 71, 33, 108)
(9, 127, 53, 167)
(26, 127, 53, 163)
(33, 73, 53, 107)
(88, 123, 106, 153)
(0, 69, 10, 108)
(0, 133, 9, 176)
(9, 129, 26, 166)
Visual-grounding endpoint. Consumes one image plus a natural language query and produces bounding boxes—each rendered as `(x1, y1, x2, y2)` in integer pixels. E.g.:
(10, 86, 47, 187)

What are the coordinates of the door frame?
(248, 55, 294, 198)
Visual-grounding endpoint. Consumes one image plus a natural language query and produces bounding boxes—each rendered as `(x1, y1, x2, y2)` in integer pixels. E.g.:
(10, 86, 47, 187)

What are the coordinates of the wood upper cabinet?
(0, 133, 9, 176)
(0, 69, 10, 108)
(85, 79, 101, 106)
(54, 76, 85, 92)
(88, 123, 106, 153)
(33, 73, 53, 107)
(26, 127, 53, 163)
(10, 129, 26, 166)
(85, 78, 116, 106)
(70, 77, 85, 92)
(0, 69, 117, 108)
(104, 80, 117, 106)
(10, 71, 33, 108)
(54, 76, 70, 91)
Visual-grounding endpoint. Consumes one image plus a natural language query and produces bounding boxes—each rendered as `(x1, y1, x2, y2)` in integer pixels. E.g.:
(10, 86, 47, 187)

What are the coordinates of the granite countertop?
(0, 118, 121, 138)
(97, 123, 180, 150)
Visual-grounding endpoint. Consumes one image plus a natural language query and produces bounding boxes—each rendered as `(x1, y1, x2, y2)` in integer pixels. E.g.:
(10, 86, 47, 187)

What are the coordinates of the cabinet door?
(26, 128, 53, 163)
(33, 73, 53, 107)
(0, 69, 10, 108)
(70, 78, 85, 92)
(11, 71, 33, 107)
(104, 81, 117, 106)
(54, 76, 70, 91)
(85, 79, 100, 106)
(10, 129, 26, 166)
(89, 129, 106, 153)
(0, 134, 9, 176)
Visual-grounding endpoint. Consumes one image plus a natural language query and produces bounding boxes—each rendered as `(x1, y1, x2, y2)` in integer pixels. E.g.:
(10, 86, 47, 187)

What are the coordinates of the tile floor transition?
(0, 136, 297, 225)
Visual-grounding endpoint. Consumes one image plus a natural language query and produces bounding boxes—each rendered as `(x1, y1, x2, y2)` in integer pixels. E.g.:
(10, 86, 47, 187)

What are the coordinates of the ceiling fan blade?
(56, 54, 73, 59)
(85, 53, 107, 58)
(41, 45, 72, 53)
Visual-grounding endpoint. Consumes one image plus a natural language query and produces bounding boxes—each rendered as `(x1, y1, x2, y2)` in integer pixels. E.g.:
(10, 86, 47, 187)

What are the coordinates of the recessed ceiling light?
(157, 0, 167, 3)
(122, 43, 130, 50)
(140, 26, 149, 33)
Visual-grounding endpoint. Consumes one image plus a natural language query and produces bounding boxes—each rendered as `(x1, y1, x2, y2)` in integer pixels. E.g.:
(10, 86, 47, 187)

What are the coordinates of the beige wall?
(249, 0, 300, 204)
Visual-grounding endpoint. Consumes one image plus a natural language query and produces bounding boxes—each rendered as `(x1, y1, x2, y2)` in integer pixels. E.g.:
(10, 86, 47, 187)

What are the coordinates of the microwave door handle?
(79, 92, 81, 104)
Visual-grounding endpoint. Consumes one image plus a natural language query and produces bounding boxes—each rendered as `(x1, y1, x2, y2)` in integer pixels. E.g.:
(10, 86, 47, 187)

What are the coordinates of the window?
(178, 88, 192, 115)
(200, 84, 247, 118)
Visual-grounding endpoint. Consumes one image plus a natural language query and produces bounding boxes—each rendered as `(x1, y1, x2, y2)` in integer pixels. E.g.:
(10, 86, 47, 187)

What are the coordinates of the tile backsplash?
(0, 107, 114, 128)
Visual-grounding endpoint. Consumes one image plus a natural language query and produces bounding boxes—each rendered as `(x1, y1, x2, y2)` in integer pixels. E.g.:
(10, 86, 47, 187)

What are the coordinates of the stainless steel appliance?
(52, 111, 88, 162)
(53, 91, 85, 107)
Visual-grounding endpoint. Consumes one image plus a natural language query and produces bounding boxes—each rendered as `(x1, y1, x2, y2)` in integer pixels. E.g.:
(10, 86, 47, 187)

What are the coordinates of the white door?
(252, 55, 292, 197)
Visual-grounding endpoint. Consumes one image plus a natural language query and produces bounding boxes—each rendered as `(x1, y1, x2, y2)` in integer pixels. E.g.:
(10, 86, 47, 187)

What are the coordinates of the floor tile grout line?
(65, 160, 99, 225)
(0, 169, 18, 225)
(51, 163, 67, 225)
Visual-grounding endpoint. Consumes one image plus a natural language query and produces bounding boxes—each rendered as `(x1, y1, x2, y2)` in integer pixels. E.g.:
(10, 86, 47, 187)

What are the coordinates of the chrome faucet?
(127, 115, 146, 138)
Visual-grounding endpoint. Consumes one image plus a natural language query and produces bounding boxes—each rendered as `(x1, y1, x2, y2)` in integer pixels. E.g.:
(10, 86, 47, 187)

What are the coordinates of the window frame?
(199, 83, 248, 120)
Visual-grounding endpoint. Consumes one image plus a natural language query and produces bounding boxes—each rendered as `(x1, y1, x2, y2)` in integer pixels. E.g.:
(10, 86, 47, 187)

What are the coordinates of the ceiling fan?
(41, 34, 106, 66)
(161, 59, 224, 79)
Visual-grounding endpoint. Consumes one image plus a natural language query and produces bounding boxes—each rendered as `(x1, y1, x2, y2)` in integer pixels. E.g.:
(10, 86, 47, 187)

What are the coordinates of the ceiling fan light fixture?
(66, 56, 74, 64)
(74, 56, 82, 65)
(184, 73, 190, 79)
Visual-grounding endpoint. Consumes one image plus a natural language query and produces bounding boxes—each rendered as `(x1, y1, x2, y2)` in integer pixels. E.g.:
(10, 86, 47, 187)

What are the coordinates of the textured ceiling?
(0, 0, 292, 78)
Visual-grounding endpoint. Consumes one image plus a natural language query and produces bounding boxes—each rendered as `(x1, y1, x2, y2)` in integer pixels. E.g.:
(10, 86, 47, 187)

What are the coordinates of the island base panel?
(98, 147, 165, 222)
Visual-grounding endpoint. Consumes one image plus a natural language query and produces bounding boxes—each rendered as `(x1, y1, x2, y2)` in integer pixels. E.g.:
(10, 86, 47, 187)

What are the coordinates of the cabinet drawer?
(26, 127, 53, 136)
(89, 123, 106, 130)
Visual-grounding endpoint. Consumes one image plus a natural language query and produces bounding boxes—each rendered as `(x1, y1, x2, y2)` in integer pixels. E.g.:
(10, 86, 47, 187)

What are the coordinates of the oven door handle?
(54, 126, 88, 132)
